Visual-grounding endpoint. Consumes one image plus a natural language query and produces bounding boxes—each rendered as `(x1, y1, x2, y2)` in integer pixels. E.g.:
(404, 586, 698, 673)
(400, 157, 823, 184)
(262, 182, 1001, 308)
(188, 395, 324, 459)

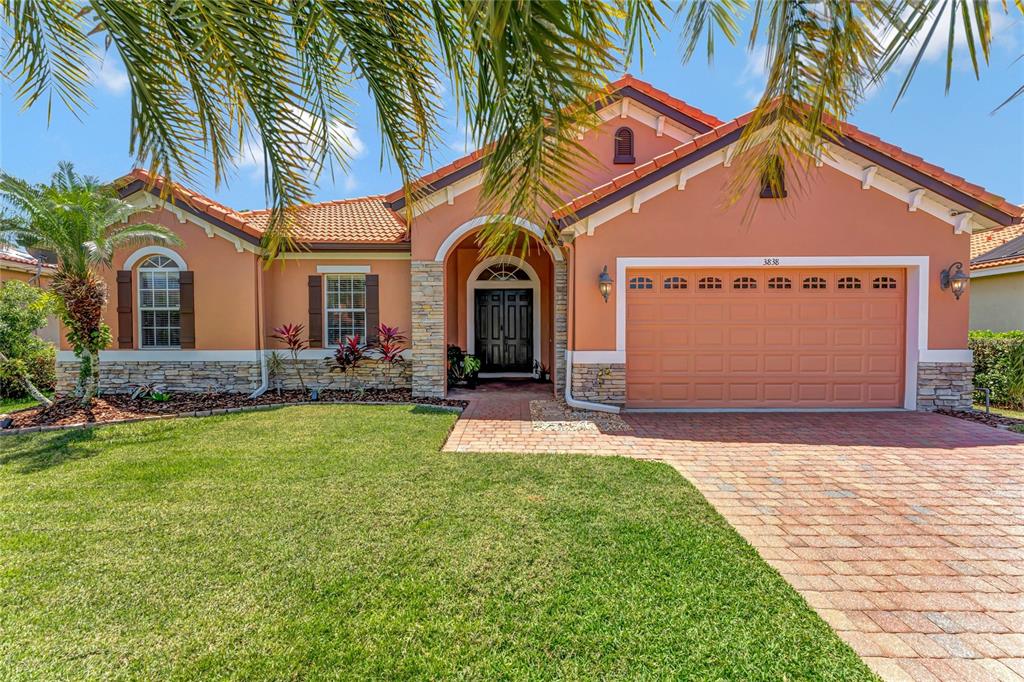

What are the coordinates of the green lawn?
(0, 405, 873, 680)
(0, 394, 47, 412)
(973, 404, 1024, 433)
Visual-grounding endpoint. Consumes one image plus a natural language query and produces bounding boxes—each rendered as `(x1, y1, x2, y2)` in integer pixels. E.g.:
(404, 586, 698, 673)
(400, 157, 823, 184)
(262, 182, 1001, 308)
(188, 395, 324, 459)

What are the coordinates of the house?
(1, 247, 60, 346)
(55, 75, 1023, 411)
(969, 222, 1024, 332)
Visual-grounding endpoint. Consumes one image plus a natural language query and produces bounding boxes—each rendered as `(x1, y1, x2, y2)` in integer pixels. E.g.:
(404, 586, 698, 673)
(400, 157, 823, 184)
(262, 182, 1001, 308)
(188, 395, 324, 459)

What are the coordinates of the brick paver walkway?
(445, 386, 1024, 681)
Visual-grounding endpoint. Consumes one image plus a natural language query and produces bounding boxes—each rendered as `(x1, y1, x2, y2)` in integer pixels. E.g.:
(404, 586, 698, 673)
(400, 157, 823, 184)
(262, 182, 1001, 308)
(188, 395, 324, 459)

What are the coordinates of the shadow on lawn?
(1, 423, 179, 474)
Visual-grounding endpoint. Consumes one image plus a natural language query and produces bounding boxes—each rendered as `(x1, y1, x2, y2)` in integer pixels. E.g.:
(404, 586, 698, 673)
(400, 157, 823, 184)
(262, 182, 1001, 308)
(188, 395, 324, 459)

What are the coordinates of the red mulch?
(3, 390, 466, 429)
(937, 407, 1024, 430)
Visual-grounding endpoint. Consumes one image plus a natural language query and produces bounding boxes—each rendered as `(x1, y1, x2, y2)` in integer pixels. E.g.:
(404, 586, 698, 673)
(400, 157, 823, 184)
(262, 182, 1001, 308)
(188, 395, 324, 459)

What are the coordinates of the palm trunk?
(81, 349, 100, 404)
(0, 350, 52, 408)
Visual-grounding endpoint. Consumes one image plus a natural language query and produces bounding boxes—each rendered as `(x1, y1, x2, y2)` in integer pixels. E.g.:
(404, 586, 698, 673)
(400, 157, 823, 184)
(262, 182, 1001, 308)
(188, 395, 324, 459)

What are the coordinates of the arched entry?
(467, 256, 542, 376)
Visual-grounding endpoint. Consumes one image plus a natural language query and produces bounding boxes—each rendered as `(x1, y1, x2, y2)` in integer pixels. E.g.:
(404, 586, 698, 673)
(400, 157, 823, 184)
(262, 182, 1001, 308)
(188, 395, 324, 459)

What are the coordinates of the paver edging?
(0, 400, 464, 437)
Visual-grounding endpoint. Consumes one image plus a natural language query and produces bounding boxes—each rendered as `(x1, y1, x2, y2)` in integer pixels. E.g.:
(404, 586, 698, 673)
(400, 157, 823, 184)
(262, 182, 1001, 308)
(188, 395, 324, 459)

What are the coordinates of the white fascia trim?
(409, 171, 483, 219)
(596, 98, 695, 142)
(280, 252, 410, 260)
(125, 191, 260, 254)
(316, 265, 371, 274)
(434, 215, 563, 262)
(615, 256, 934, 411)
(572, 350, 625, 364)
(970, 263, 1024, 278)
(123, 246, 188, 270)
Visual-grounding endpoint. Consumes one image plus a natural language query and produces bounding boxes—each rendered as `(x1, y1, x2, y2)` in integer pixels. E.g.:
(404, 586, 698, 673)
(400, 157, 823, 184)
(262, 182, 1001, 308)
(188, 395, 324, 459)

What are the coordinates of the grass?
(0, 405, 873, 680)
(0, 393, 48, 412)
(973, 403, 1024, 433)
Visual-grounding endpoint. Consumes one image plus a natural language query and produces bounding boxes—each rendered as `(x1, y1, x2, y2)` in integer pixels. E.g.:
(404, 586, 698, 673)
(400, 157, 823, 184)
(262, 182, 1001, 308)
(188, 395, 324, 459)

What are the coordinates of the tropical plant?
(266, 350, 286, 396)
(330, 334, 366, 391)
(0, 163, 181, 403)
(1, 3, 1018, 256)
(270, 322, 308, 392)
(0, 280, 55, 405)
(971, 330, 1024, 409)
(374, 323, 408, 391)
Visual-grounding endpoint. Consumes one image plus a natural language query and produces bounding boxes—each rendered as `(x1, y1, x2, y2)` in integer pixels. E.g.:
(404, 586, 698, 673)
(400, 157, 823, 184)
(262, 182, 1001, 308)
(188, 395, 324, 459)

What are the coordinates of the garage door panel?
(625, 267, 905, 408)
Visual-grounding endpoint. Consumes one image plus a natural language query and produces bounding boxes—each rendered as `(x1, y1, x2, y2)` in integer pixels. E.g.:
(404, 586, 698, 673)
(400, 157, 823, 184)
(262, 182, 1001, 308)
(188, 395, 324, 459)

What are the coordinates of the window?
(802, 276, 827, 290)
(628, 276, 653, 290)
(767, 276, 792, 290)
(614, 126, 635, 164)
(837, 276, 862, 290)
(733, 276, 757, 290)
(873, 276, 897, 290)
(138, 255, 181, 348)
(759, 155, 788, 198)
(325, 274, 367, 345)
(698, 276, 722, 290)
(663, 276, 687, 290)
(479, 263, 529, 281)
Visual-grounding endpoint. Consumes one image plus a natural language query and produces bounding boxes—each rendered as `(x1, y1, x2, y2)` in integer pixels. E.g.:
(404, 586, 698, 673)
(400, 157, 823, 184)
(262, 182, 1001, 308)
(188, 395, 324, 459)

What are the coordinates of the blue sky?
(2, 12, 1022, 211)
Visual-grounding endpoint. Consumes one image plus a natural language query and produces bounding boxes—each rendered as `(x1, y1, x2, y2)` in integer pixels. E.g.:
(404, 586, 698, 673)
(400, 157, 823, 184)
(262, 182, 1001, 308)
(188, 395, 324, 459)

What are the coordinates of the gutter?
(563, 351, 620, 414)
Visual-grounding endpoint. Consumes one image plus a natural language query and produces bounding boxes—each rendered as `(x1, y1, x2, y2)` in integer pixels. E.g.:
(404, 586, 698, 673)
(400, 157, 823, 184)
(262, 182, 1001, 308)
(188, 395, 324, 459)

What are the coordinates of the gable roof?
(117, 169, 408, 248)
(554, 108, 1024, 227)
(972, 222, 1024, 270)
(384, 74, 723, 210)
(972, 222, 1024, 259)
(0, 247, 55, 273)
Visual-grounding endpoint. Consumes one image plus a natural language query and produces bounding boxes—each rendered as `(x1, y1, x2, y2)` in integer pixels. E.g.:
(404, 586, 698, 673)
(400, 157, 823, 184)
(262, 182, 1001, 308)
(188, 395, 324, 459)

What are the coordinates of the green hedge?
(969, 330, 1024, 408)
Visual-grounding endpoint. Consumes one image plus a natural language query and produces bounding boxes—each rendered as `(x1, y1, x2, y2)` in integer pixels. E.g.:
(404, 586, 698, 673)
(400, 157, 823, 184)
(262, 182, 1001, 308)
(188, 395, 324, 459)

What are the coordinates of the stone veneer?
(571, 363, 626, 405)
(916, 361, 973, 411)
(553, 261, 568, 396)
(410, 260, 446, 398)
(56, 357, 410, 396)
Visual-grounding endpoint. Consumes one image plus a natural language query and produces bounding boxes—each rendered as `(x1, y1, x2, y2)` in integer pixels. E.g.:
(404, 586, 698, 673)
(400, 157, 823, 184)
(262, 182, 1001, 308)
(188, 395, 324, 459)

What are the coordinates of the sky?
(2, 10, 1023, 212)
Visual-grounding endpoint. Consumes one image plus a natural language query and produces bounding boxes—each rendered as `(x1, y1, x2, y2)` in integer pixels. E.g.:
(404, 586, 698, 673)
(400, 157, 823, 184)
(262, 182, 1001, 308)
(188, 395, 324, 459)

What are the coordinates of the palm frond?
(677, 0, 749, 64)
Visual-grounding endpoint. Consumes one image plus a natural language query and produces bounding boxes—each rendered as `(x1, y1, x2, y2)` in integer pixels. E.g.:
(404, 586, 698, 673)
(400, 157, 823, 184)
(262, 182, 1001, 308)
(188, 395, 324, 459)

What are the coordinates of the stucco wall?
(969, 271, 1024, 332)
(571, 163, 971, 353)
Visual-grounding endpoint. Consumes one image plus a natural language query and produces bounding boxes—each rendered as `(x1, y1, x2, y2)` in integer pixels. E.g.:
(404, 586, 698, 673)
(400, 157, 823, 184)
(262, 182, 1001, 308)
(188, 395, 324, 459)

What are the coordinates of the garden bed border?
(0, 400, 464, 437)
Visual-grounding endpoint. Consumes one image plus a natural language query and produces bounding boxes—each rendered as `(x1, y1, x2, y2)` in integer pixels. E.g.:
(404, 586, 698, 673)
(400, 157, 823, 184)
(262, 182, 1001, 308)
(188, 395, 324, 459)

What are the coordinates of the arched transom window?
(138, 255, 181, 348)
(478, 263, 530, 281)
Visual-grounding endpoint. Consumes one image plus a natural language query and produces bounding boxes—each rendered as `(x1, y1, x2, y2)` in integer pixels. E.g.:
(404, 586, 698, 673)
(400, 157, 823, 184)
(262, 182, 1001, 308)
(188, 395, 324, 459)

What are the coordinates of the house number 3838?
(763, 258, 780, 266)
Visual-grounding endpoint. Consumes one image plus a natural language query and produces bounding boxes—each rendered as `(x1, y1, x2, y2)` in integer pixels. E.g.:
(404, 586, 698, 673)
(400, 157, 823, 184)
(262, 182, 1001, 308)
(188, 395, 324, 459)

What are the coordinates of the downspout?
(248, 254, 269, 398)
(562, 240, 620, 414)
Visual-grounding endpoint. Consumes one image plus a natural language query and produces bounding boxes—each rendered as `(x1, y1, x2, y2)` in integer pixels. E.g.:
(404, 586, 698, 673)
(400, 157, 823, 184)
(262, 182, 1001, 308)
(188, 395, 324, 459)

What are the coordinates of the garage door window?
(873, 276, 897, 289)
(629, 276, 653, 290)
(698, 276, 722, 290)
(802, 276, 827, 290)
(733, 276, 757, 290)
(664, 276, 687, 290)
(837, 276, 862, 290)
(767, 276, 792, 290)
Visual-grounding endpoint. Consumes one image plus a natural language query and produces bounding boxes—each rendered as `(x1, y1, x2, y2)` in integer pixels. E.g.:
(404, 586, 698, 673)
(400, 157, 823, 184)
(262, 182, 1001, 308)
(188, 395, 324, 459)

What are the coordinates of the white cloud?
(448, 125, 474, 154)
(92, 55, 129, 95)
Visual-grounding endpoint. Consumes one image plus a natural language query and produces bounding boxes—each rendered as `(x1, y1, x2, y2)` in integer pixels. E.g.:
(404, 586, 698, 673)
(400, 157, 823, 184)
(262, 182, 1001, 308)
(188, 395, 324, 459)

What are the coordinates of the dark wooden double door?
(474, 289, 533, 372)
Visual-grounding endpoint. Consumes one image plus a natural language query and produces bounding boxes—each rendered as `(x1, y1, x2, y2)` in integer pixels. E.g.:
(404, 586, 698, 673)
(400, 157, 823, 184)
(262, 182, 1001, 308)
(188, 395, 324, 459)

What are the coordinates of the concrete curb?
(0, 400, 464, 437)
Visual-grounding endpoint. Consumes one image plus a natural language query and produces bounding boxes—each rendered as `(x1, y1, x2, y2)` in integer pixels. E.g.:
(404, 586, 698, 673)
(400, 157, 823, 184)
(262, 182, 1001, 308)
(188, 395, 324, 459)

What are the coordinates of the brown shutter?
(308, 275, 323, 348)
(116, 270, 133, 348)
(365, 274, 379, 346)
(178, 271, 195, 349)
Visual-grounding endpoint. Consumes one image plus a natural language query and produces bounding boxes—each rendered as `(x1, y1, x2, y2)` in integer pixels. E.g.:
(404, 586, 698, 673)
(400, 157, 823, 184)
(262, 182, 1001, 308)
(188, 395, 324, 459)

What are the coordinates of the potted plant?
(446, 345, 480, 389)
(462, 354, 481, 389)
(533, 360, 550, 383)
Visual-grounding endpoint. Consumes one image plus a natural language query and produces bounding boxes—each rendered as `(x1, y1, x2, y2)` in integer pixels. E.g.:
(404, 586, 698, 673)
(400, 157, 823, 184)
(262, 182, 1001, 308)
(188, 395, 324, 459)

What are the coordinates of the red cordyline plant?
(375, 323, 408, 391)
(330, 334, 366, 391)
(270, 323, 307, 391)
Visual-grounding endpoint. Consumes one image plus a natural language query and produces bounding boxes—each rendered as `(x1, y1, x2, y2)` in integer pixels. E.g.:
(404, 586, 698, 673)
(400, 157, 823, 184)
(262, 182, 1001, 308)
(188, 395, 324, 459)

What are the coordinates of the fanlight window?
(733, 276, 757, 290)
(837, 276, 862, 290)
(138, 255, 180, 348)
(873, 276, 897, 289)
(767, 276, 792, 290)
(614, 126, 635, 164)
(663, 276, 687, 290)
(802, 276, 827, 290)
(479, 263, 530, 281)
(629, 276, 653, 290)
(698, 276, 722, 290)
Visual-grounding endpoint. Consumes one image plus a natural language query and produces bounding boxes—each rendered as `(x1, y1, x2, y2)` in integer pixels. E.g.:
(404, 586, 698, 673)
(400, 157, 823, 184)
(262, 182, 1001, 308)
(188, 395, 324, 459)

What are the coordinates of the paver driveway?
(445, 386, 1024, 681)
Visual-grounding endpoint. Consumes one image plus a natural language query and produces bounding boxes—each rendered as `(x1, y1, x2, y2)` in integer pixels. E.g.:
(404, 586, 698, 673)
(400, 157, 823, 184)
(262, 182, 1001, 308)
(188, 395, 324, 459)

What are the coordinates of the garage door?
(625, 269, 905, 408)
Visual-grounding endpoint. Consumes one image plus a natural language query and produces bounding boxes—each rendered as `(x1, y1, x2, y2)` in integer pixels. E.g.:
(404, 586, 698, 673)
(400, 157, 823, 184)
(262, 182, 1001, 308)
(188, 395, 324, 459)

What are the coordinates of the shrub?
(969, 330, 1024, 408)
(0, 281, 56, 399)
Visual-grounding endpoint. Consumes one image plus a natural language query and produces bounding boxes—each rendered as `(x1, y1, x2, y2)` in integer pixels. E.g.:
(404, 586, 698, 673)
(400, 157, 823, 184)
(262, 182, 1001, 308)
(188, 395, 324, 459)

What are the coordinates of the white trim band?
(316, 265, 371, 274)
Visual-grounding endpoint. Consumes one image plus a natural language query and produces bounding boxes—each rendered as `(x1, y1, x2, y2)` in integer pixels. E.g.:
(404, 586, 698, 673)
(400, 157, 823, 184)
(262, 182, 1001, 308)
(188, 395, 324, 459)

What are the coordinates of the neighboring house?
(0, 248, 60, 346)
(969, 222, 1024, 332)
(55, 75, 1023, 411)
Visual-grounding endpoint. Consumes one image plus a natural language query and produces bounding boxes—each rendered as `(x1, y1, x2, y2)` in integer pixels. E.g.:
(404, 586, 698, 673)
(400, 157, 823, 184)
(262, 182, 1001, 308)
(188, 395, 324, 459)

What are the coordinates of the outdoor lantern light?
(940, 261, 969, 300)
(598, 265, 614, 303)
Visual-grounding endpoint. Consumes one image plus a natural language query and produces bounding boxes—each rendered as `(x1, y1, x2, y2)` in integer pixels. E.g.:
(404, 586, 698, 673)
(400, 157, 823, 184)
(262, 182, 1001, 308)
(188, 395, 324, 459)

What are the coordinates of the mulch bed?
(937, 407, 1024, 430)
(2, 390, 467, 430)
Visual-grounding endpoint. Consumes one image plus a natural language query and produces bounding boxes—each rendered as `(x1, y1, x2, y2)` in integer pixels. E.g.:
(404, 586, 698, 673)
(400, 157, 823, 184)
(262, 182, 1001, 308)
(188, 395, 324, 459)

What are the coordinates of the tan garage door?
(625, 268, 905, 408)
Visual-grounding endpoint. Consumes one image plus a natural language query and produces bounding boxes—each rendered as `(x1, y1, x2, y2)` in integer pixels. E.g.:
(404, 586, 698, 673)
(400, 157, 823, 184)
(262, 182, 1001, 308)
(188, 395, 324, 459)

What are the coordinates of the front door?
(475, 289, 533, 372)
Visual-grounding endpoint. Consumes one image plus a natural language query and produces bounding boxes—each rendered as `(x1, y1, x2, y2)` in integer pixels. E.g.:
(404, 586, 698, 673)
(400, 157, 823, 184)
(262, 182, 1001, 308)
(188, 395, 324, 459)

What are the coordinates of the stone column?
(411, 260, 446, 398)
(917, 361, 973, 411)
(553, 261, 568, 397)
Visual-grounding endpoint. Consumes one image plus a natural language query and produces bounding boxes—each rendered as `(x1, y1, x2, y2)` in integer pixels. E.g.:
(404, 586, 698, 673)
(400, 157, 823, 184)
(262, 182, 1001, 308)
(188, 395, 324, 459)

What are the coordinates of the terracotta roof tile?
(240, 197, 407, 244)
(971, 223, 1024, 263)
(0, 248, 54, 271)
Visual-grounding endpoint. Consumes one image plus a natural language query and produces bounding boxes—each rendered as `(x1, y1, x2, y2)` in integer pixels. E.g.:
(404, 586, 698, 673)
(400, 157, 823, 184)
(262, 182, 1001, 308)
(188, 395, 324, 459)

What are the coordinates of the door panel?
(625, 268, 905, 408)
(475, 289, 533, 372)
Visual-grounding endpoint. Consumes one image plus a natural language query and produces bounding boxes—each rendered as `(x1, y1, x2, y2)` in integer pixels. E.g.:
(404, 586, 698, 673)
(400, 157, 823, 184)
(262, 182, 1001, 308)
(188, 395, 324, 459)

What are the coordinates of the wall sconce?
(598, 265, 613, 303)
(940, 261, 968, 300)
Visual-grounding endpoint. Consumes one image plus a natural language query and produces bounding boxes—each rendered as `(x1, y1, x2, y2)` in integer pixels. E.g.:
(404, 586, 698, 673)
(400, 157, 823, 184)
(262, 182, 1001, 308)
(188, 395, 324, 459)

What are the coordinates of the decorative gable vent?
(614, 127, 635, 164)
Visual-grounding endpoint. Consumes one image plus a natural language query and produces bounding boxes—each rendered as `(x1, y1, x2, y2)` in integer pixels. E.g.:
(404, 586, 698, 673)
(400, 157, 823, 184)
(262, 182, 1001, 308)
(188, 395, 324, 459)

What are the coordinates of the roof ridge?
(238, 195, 389, 215)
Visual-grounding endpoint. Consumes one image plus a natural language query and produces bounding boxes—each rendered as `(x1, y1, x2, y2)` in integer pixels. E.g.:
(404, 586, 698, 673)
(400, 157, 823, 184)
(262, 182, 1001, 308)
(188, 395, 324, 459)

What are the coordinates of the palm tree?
(0, 2, 1018, 255)
(0, 163, 181, 404)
